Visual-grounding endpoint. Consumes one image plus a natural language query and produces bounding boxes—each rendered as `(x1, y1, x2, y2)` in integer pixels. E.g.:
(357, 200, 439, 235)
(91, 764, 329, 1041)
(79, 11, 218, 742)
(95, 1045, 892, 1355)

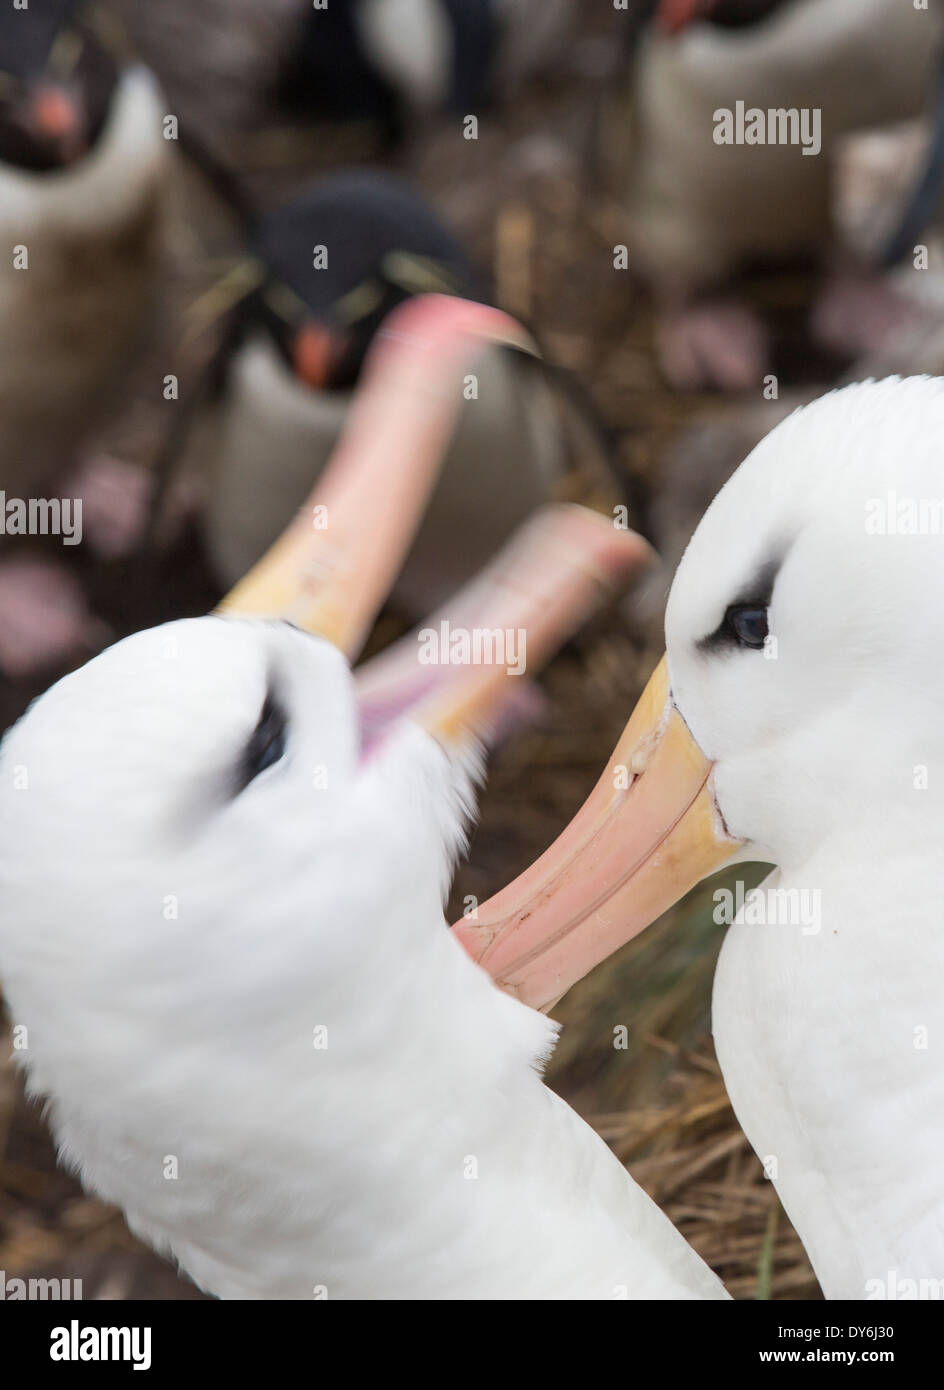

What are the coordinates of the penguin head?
(657, 0, 792, 34)
(276, 0, 497, 141)
(0, 0, 120, 171)
(252, 170, 481, 392)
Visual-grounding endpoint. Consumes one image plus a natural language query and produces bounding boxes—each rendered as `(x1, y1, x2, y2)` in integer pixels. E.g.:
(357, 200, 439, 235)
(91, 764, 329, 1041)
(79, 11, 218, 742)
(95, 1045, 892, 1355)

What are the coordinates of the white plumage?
(663, 376, 944, 1296)
(0, 617, 725, 1300)
(455, 374, 944, 1299)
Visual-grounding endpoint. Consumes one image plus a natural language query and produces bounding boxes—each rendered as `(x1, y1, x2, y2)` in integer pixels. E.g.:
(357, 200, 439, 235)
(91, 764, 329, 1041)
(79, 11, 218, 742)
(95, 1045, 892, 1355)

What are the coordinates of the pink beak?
(220, 294, 652, 749)
(452, 656, 743, 1011)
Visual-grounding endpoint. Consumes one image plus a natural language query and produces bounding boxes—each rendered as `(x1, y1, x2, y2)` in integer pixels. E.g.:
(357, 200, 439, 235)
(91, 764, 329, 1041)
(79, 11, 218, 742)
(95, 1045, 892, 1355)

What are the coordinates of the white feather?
(664, 376, 944, 1297)
(0, 618, 726, 1299)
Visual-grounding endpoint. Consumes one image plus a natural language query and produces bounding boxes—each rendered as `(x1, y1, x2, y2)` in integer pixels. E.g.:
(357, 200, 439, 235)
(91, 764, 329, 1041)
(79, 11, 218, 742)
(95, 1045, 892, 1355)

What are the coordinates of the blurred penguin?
(611, 0, 944, 389)
(185, 169, 575, 616)
(276, 0, 575, 144)
(657, 1, 789, 32)
(0, 0, 169, 674)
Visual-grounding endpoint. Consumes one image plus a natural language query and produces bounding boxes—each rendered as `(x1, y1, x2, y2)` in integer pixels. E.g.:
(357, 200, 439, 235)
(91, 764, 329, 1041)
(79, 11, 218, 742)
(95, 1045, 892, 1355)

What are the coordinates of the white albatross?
(0, 296, 726, 1301)
(459, 374, 944, 1300)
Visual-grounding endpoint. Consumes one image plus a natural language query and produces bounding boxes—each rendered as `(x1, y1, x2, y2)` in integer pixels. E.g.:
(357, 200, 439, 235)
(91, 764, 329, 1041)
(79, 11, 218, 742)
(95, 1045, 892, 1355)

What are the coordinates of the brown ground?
(2, 0, 895, 1300)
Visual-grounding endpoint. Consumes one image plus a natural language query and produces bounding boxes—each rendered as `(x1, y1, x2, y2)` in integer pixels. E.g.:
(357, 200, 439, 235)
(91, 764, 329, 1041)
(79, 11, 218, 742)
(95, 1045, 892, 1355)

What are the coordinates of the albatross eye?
(724, 605, 769, 649)
(236, 693, 287, 792)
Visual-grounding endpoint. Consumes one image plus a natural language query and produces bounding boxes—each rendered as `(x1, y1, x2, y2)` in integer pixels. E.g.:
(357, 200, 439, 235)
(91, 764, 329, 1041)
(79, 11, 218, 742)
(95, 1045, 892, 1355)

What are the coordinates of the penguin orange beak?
(26, 84, 86, 161)
(656, 0, 712, 34)
(452, 657, 743, 1011)
(291, 320, 346, 389)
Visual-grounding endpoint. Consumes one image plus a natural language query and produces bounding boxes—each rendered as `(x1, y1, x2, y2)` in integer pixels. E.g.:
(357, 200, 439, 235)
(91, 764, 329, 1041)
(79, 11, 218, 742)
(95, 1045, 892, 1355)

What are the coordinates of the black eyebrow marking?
(696, 548, 789, 653)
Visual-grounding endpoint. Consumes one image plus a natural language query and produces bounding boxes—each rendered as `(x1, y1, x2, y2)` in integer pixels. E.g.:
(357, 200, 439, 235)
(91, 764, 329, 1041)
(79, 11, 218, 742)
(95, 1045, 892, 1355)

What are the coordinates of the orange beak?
(656, 0, 710, 34)
(27, 84, 86, 159)
(291, 320, 346, 389)
(452, 656, 743, 1011)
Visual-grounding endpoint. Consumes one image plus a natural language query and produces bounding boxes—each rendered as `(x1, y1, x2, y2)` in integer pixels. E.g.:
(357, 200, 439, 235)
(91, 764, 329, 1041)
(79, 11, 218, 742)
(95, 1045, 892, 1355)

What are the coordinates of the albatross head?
(0, 615, 547, 1299)
(665, 373, 944, 866)
(459, 375, 944, 1006)
(0, 615, 478, 1071)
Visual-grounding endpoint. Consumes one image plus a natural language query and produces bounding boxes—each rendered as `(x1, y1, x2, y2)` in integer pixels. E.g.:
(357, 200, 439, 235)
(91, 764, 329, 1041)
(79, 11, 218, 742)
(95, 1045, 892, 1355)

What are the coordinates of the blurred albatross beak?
(354, 504, 653, 755)
(218, 295, 536, 656)
(452, 657, 744, 1011)
(218, 292, 653, 748)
